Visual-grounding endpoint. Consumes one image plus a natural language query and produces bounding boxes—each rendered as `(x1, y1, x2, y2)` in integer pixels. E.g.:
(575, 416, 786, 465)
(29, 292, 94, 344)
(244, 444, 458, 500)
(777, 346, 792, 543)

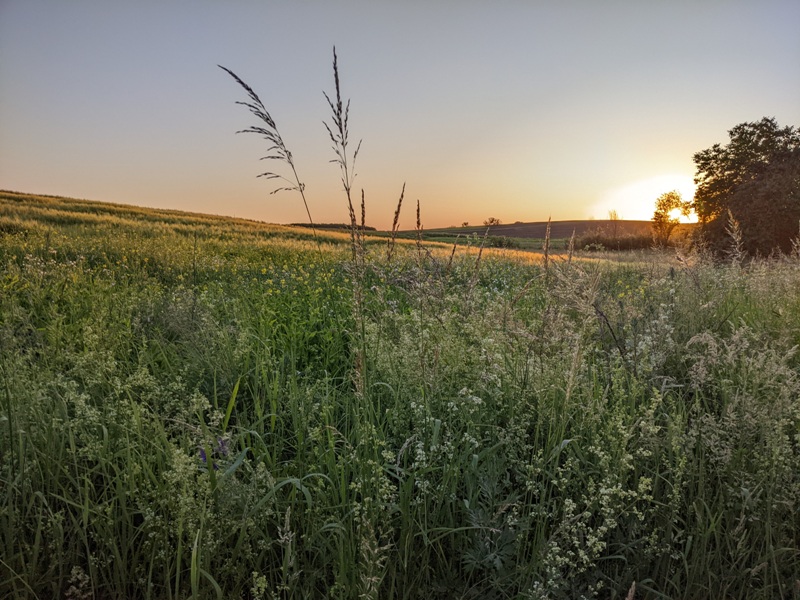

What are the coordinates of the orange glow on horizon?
(591, 174, 697, 221)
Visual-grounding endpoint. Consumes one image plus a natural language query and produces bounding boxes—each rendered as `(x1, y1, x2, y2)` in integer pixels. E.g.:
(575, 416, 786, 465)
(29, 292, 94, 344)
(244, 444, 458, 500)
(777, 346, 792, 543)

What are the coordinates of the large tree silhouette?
(693, 118, 800, 255)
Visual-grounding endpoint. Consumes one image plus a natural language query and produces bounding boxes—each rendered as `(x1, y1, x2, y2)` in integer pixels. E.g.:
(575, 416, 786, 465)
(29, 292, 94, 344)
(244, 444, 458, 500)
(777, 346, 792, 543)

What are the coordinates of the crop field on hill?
(1, 191, 799, 599)
(397, 221, 695, 253)
(425, 219, 655, 240)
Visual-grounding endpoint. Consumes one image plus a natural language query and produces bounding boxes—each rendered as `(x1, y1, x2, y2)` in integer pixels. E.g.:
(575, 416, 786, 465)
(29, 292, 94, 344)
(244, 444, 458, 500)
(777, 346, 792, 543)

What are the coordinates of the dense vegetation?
(693, 118, 800, 256)
(1, 190, 799, 599)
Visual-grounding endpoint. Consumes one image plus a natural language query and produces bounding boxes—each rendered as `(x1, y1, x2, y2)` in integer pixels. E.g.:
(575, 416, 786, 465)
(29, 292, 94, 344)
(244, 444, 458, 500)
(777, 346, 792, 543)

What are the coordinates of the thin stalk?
(387, 183, 405, 262)
(323, 46, 362, 260)
(567, 228, 576, 264)
(219, 64, 321, 251)
(543, 216, 551, 275)
(415, 200, 423, 264)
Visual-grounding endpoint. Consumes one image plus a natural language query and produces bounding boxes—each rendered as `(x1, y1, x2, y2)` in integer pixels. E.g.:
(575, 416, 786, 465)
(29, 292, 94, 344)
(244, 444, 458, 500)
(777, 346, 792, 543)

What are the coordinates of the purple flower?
(198, 447, 220, 470)
(216, 437, 230, 457)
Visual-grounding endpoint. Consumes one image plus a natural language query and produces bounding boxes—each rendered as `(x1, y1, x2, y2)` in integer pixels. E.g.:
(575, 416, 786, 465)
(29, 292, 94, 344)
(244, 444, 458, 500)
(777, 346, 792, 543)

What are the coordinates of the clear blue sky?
(1, 1, 799, 228)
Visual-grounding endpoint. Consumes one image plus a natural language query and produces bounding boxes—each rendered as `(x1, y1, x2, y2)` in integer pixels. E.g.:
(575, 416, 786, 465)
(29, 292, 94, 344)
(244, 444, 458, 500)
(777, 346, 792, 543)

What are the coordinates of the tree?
(608, 210, 620, 240)
(693, 118, 800, 255)
(652, 190, 690, 246)
(483, 217, 501, 226)
(709, 152, 800, 255)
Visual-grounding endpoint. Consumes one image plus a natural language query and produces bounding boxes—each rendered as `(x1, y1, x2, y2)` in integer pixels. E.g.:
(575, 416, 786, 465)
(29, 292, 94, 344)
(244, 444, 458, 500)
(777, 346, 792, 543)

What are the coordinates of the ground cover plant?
(1, 189, 800, 599)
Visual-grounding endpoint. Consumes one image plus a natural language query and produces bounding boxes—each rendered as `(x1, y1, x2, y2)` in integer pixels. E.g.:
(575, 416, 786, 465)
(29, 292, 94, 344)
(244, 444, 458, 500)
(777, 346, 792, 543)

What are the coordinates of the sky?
(1, 1, 799, 229)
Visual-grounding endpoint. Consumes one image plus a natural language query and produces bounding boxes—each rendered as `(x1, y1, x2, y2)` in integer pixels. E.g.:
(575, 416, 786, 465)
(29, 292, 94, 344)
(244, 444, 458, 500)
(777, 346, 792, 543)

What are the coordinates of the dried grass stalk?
(219, 64, 318, 242)
(387, 183, 405, 262)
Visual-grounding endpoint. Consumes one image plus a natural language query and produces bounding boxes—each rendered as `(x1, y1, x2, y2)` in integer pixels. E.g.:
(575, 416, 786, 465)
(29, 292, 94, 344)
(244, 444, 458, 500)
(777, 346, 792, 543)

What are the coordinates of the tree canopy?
(693, 117, 800, 255)
(652, 190, 690, 246)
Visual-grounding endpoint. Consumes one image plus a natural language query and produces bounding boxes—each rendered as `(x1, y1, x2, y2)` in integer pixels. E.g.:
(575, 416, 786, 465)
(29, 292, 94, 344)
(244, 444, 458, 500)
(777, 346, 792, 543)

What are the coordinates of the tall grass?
(219, 65, 317, 243)
(2, 190, 799, 599)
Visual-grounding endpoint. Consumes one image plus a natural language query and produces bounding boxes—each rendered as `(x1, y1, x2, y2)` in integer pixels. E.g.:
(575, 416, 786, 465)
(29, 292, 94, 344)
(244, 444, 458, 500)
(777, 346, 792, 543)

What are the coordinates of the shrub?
(576, 228, 654, 251)
(487, 235, 519, 249)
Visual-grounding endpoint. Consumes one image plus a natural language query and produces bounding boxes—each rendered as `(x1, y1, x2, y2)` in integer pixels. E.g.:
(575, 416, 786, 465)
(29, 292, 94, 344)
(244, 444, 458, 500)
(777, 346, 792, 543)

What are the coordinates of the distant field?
(291, 216, 691, 244)
(395, 219, 697, 252)
(2, 190, 798, 599)
(424, 219, 656, 239)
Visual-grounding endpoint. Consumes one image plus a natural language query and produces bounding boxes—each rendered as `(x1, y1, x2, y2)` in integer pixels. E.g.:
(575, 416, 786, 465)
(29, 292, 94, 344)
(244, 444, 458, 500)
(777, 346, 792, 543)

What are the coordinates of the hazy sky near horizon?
(1, 1, 799, 229)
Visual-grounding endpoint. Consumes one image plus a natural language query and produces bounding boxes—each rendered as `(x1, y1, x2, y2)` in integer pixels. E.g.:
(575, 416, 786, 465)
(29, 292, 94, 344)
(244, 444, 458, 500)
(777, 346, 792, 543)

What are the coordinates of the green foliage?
(2, 191, 800, 598)
(693, 117, 800, 256)
(576, 229, 654, 251)
(487, 235, 519, 249)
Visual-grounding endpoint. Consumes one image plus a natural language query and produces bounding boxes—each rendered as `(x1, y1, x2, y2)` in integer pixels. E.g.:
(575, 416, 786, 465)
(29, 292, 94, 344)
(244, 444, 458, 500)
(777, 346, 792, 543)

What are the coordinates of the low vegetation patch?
(575, 230, 655, 252)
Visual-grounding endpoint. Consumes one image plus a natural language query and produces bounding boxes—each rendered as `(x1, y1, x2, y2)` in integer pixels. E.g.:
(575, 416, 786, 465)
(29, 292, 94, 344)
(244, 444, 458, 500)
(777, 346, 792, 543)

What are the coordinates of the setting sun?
(592, 174, 698, 222)
(669, 207, 697, 222)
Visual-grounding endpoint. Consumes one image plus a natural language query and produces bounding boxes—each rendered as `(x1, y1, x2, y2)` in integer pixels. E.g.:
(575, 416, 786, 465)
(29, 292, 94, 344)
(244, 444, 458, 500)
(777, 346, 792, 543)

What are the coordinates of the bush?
(487, 235, 519, 249)
(576, 229, 654, 251)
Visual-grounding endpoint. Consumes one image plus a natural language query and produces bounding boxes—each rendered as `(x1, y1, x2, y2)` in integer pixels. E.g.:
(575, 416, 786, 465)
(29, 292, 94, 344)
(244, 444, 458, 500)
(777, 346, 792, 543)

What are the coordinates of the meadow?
(1, 190, 799, 599)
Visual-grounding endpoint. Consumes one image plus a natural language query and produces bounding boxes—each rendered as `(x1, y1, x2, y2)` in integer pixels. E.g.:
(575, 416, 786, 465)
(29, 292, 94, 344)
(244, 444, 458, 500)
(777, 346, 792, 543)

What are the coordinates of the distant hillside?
(425, 219, 692, 239)
(424, 220, 660, 239)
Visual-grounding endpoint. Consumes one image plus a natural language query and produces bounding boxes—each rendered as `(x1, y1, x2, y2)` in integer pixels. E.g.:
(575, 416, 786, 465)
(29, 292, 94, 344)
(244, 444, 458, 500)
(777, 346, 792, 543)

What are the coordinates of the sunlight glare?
(591, 174, 697, 222)
(669, 207, 694, 222)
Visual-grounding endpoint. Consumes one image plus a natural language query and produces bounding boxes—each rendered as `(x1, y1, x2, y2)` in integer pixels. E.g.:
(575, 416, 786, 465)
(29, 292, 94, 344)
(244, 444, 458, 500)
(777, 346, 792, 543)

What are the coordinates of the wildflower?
(198, 437, 229, 470)
(197, 447, 218, 470)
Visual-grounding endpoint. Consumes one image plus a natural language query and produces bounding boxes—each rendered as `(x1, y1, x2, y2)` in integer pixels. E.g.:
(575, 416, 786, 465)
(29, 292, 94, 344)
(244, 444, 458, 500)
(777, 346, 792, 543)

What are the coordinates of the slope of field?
(0, 189, 344, 240)
(1, 190, 798, 599)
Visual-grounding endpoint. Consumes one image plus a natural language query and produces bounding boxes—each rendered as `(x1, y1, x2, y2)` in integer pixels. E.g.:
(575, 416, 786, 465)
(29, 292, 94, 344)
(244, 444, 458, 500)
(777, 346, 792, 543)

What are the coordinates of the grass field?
(1, 190, 799, 599)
